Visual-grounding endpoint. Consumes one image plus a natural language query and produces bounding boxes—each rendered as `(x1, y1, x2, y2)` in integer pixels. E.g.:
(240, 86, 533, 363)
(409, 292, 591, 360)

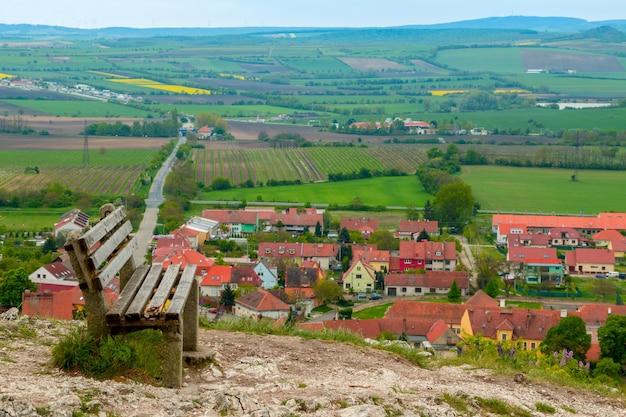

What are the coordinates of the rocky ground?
(0, 313, 624, 417)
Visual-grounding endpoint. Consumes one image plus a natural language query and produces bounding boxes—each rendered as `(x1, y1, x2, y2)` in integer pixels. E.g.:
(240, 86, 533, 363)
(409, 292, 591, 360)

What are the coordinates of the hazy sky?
(1, 0, 620, 29)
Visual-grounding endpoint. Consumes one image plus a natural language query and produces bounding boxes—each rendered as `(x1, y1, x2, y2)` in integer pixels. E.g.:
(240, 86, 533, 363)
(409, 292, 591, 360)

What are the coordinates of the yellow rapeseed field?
(429, 89, 469, 96)
(109, 78, 211, 95)
(494, 88, 530, 94)
(0, 72, 16, 79)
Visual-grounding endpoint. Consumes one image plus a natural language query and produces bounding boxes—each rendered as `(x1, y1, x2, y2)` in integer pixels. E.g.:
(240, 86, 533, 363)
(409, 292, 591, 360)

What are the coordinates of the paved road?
(132, 136, 185, 265)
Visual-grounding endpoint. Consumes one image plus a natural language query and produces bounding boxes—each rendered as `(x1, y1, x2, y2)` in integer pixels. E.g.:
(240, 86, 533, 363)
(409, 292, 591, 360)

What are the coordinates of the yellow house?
(342, 259, 377, 294)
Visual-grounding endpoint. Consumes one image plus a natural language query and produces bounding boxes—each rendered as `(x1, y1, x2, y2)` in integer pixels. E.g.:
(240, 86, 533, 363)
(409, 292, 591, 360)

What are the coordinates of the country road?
(132, 136, 185, 265)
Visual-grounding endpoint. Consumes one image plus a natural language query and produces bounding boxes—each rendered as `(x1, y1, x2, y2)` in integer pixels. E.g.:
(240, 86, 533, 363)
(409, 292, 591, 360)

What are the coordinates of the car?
(607, 271, 620, 278)
(619, 273, 626, 279)
(369, 293, 382, 300)
(595, 274, 607, 279)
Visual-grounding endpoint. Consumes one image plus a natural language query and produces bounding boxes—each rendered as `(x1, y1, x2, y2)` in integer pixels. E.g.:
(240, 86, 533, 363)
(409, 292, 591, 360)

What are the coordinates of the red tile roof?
(507, 246, 560, 265)
(592, 229, 624, 242)
(565, 248, 615, 266)
(493, 213, 626, 232)
(399, 240, 456, 261)
(385, 301, 466, 324)
(467, 307, 561, 341)
(340, 218, 379, 232)
(200, 265, 232, 286)
(398, 220, 439, 234)
(235, 288, 291, 312)
(353, 248, 390, 264)
(464, 290, 499, 308)
(575, 304, 626, 327)
(202, 209, 259, 225)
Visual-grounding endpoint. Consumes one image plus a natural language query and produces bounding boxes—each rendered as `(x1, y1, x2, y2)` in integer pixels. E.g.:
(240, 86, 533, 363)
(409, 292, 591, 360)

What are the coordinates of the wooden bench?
(64, 204, 200, 388)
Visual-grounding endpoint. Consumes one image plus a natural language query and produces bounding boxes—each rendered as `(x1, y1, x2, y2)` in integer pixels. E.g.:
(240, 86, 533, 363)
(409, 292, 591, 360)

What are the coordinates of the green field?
(2, 100, 154, 118)
(197, 176, 428, 207)
(463, 166, 626, 214)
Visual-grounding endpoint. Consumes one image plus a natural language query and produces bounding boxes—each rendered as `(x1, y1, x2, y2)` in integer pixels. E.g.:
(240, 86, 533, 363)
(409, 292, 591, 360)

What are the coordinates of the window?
(435, 251, 441, 256)
(404, 260, 411, 264)
(430, 288, 436, 293)
(530, 342, 536, 349)
(415, 288, 421, 293)
(523, 342, 528, 349)
(356, 274, 362, 279)
(265, 248, 271, 254)
(401, 287, 407, 293)
(501, 333, 507, 341)
(357, 266, 361, 271)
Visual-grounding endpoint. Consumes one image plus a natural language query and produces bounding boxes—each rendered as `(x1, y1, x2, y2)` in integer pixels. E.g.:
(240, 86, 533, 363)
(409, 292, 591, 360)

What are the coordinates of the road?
(132, 136, 185, 265)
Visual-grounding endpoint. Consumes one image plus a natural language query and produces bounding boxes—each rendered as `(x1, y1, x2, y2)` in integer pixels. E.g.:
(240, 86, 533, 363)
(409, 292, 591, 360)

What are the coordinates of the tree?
(447, 280, 461, 302)
(369, 230, 398, 251)
(474, 253, 500, 289)
(406, 205, 420, 221)
(211, 177, 232, 191)
(315, 221, 322, 237)
(598, 314, 626, 366)
(220, 284, 236, 311)
(423, 200, 434, 221)
(593, 278, 617, 302)
(616, 291, 624, 306)
(0, 267, 37, 308)
(433, 182, 475, 231)
(540, 315, 591, 362)
(484, 278, 500, 298)
(338, 227, 351, 244)
(314, 280, 343, 305)
(42, 236, 57, 254)
(416, 229, 430, 242)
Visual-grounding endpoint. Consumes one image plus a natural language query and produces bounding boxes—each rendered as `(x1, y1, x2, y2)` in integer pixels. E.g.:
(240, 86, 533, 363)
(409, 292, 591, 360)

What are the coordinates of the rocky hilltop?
(0, 314, 624, 417)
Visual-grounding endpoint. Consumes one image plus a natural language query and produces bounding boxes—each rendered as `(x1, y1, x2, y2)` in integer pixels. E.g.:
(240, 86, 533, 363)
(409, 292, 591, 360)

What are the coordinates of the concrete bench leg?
(162, 324, 182, 388)
(183, 277, 199, 352)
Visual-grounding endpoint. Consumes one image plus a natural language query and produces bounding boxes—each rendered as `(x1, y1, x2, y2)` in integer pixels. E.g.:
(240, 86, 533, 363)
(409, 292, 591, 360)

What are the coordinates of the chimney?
(560, 309, 567, 318)
(499, 299, 505, 308)
(608, 307, 612, 315)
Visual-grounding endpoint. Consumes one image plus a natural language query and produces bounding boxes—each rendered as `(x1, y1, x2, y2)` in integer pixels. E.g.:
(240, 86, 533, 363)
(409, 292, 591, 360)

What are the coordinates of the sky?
(1, 0, 621, 29)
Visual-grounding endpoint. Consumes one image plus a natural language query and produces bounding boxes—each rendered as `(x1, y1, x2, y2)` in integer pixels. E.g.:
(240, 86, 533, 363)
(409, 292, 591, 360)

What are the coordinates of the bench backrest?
(66, 204, 137, 292)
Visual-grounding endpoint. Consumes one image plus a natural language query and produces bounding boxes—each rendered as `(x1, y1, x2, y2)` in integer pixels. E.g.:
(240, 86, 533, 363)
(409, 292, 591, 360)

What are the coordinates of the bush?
(592, 358, 622, 382)
(52, 328, 163, 382)
(338, 307, 353, 320)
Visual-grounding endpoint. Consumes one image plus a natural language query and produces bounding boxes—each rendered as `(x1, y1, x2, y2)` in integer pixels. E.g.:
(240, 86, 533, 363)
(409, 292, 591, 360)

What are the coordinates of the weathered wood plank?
(106, 265, 150, 323)
(125, 264, 164, 321)
(98, 238, 137, 287)
(89, 220, 133, 270)
(145, 264, 181, 318)
(81, 206, 127, 250)
(166, 265, 197, 319)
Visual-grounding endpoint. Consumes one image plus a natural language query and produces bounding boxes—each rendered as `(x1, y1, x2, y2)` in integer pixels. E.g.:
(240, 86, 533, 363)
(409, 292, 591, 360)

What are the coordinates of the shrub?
(52, 328, 163, 382)
(592, 358, 622, 382)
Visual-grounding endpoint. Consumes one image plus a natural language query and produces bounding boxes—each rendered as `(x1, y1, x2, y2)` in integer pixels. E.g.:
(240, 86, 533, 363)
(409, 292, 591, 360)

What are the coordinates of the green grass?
(197, 176, 428, 207)
(353, 303, 393, 319)
(2, 100, 154, 118)
(0, 150, 156, 168)
(463, 166, 626, 214)
(0, 209, 82, 233)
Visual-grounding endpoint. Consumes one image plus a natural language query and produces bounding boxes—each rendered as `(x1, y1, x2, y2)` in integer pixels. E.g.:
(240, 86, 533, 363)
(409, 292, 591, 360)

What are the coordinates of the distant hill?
(0, 16, 625, 38)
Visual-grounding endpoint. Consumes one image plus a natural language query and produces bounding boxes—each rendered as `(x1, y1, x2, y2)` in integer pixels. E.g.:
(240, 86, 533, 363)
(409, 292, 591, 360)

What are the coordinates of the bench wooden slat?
(165, 265, 197, 319)
(82, 206, 127, 250)
(89, 220, 133, 269)
(145, 263, 180, 318)
(99, 238, 137, 287)
(125, 263, 164, 321)
(106, 264, 151, 323)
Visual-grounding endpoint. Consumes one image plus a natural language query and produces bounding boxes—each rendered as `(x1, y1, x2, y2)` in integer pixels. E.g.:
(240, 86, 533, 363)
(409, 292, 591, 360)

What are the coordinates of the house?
(384, 271, 469, 297)
(54, 209, 89, 236)
(199, 265, 233, 297)
(254, 260, 279, 289)
(461, 306, 561, 350)
(22, 286, 117, 321)
(592, 229, 624, 248)
(352, 247, 390, 272)
(202, 209, 259, 236)
(397, 240, 457, 272)
(29, 261, 77, 292)
(152, 232, 192, 259)
(230, 266, 264, 295)
(156, 248, 214, 280)
(565, 248, 615, 275)
(342, 259, 377, 294)
(179, 216, 220, 242)
(257, 242, 338, 270)
(508, 233, 550, 248)
(340, 218, 379, 240)
(547, 227, 582, 247)
(284, 266, 320, 315)
(385, 300, 466, 335)
(492, 213, 626, 238)
(269, 208, 324, 235)
(495, 224, 527, 245)
(234, 288, 291, 319)
(397, 220, 439, 240)
(197, 125, 213, 139)
(507, 246, 564, 284)
(379, 318, 462, 351)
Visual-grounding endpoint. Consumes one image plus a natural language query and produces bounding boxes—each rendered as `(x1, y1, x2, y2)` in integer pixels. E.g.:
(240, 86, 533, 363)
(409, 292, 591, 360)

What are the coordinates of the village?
(19, 205, 626, 364)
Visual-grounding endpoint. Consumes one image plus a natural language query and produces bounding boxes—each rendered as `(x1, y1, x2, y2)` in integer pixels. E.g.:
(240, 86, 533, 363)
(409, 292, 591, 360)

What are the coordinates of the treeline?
(327, 167, 407, 182)
(85, 119, 179, 138)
